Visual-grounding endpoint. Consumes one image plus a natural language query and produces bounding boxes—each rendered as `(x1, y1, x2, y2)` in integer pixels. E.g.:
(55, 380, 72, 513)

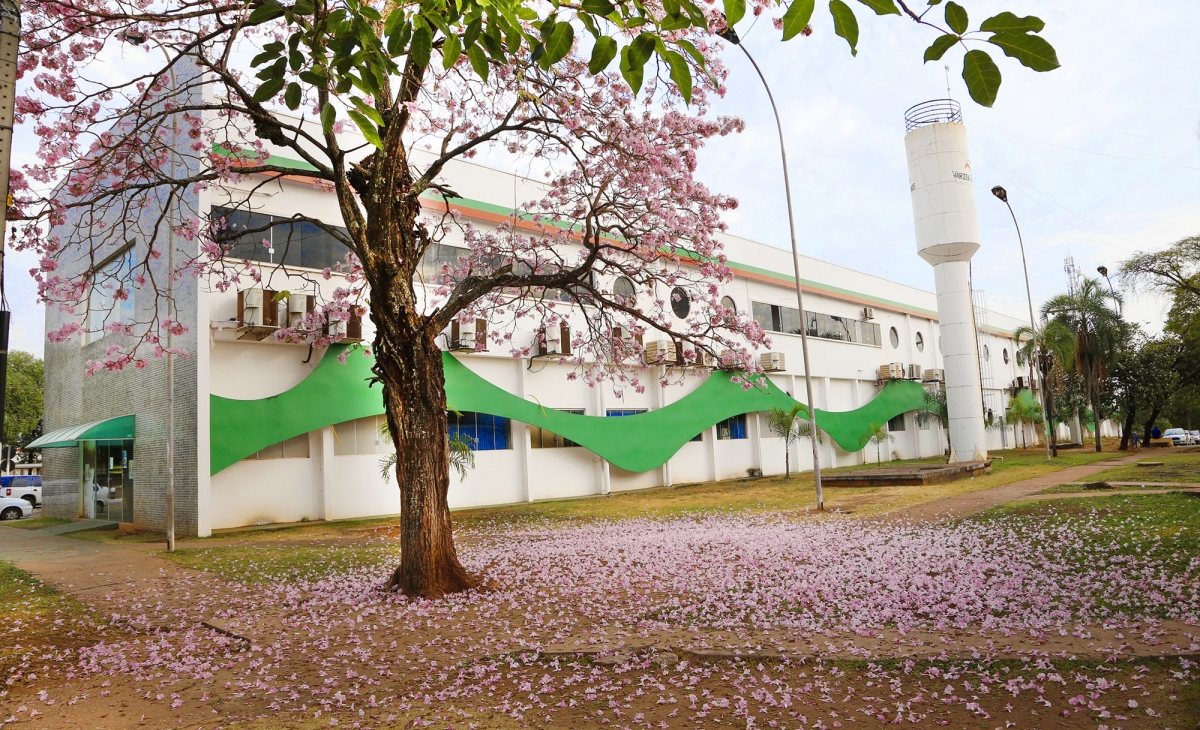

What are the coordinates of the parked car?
(1191, 430, 1199, 445)
(0, 496, 34, 521)
(1, 474, 42, 507)
(1163, 428, 1191, 446)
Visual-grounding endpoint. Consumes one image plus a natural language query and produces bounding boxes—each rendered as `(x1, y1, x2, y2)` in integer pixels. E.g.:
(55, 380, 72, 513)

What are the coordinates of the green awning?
(27, 416, 136, 448)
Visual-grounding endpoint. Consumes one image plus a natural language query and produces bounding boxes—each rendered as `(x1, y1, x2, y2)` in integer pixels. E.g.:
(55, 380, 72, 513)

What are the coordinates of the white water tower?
(903, 99, 987, 462)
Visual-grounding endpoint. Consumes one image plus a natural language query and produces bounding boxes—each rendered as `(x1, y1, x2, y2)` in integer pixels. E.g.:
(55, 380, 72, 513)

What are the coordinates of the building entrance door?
(80, 439, 134, 522)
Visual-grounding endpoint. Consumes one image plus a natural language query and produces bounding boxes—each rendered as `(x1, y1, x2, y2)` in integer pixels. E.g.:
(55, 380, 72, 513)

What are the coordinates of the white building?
(35, 124, 1053, 536)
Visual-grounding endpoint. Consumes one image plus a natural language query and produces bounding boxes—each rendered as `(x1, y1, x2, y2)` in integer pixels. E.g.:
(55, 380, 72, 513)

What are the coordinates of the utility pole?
(0, 0, 20, 451)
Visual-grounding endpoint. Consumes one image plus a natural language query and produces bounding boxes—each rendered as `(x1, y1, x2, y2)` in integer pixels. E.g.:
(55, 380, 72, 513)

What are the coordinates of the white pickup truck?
(1, 475, 42, 508)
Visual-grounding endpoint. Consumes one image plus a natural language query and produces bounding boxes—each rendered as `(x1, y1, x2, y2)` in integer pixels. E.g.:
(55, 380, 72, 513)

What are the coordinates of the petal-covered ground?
(3, 494, 1200, 728)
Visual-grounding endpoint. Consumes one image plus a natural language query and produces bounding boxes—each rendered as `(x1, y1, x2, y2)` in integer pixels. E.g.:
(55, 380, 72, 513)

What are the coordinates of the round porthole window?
(670, 287, 691, 319)
(720, 295, 737, 313)
(915, 332, 925, 352)
(612, 276, 636, 304)
(983, 344, 990, 361)
(1003, 348, 1010, 364)
(889, 326, 900, 349)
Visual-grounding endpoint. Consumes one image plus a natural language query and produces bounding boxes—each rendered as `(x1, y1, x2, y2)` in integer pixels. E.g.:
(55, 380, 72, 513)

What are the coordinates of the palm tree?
(766, 405, 825, 478)
(1041, 277, 1127, 452)
(1014, 319, 1075, 456)
(862, 422, 894, 464)
(1005, 394, 1043, 449)
(915, 387, 949, 456)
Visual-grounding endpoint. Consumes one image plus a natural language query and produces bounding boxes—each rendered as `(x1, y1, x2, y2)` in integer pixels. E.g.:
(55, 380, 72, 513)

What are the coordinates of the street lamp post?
(1096, 265, 1122, 315)
(991, 186, 1051, 461)
(719, 29, 824, 510)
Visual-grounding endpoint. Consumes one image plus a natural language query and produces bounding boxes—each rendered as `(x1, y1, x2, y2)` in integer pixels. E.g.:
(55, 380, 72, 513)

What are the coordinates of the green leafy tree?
(4, 352, 44, 459)
(1004, 393, 1042, 449)
(861, 422, 893, 464)
(1119, 234, 1200, 301)
(914, 386, 949, 455)
(1041, 278, 1128, 452)
(1106, 333, 1180, 450)
(765, 404, 822, 478)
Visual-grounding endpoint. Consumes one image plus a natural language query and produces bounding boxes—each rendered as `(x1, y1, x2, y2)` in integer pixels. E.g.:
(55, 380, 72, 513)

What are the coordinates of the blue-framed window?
(716, 414, 748, 440)
(605, 408, 647, 418)
(448, 411, 511, 451)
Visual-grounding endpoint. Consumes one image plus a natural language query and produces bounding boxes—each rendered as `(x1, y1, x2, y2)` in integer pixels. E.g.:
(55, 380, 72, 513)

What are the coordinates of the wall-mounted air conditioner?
(922, 368, 945, 383)
(878, 362, 905, 380)
(1013, 376, 1026, 390)
(759, 352, 786, 372)
(862, 306, 875, 320)
(538, 324, 571, 357)
(908, 363, 922, 381)
(287, 293, 313, 328)
(450, 319, 486, 351)
(238, 287, 264, 326)
(644, 339, 676, 364)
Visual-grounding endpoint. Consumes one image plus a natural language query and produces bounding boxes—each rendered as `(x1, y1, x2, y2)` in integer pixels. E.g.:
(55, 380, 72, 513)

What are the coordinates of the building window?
(87, 247, 136, 342)
(670, 287, 691, 318)
(752, 302, 881, 346)
(983, 344, 990, 361)
(416, 243, 467, 283)
(612, 277, 637, 304)
(244, 433, 310, 460)
(212, 206, 350, 270)
(887, 414, 906, 432)
(915, 332, 924, 352)
(720, 295, 737, 313)
(449, 411, 510, 450)
(530, 409, 585, 448)
(716, 414, 748, 440)
(332, 415, 393, 455)
(889, 327, 900, 348)
(1003, 347, 1010, 364)
(606, 408, 648, 418)
(918, 416, 931, 430)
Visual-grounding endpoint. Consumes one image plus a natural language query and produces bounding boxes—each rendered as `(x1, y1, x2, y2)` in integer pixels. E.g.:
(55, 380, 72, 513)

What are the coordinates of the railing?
(904, 99, 963, 132)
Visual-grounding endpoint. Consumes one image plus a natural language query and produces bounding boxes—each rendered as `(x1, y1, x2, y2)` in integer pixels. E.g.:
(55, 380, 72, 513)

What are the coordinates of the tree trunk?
(1119, 408, 1136, 451)
(377, 328, 477, 598)
(1143, 407, 1161, 449)
(784, 444, 790, 479)
(1090, 389, 1103, 452)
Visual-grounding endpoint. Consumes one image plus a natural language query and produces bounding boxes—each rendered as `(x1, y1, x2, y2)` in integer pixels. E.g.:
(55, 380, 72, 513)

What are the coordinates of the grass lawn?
(0, 561, 102, 679)
(1087, 451, 1200, 484)
(0, 515, 73, 530)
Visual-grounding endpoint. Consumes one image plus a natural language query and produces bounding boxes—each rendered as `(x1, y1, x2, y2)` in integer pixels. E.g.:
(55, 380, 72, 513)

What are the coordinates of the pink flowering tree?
(12, 0, 1056, 596)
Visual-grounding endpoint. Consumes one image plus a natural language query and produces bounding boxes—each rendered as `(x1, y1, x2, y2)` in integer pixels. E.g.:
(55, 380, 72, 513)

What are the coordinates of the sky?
(5, 0, 1199, 358)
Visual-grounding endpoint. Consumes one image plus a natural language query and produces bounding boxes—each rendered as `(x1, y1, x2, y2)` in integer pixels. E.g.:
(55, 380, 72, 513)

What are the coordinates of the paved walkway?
(887, 450, 1150, 522)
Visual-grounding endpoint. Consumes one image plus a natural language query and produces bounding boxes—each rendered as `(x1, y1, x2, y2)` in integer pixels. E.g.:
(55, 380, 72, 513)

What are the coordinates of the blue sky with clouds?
(5, 0, 1198, 358)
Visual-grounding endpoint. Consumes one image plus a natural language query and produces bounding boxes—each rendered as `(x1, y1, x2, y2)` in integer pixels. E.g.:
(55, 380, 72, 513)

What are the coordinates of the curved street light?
(719, 28, 824, 509)
(990, 185, 1052, 461)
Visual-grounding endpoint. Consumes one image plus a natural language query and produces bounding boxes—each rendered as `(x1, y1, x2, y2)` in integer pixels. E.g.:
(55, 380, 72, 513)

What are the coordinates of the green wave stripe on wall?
(209, 347, 931, 475)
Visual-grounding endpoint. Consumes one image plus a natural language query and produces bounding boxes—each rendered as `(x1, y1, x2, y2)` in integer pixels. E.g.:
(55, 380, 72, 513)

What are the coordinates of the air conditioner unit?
(287, 293, 311, 328)
(878, 362, 905, 380)
(922, 368, 945, 383)
(644, 339, 676, 364)
(1013, 376, 1026, 390)
(759, 352, 786, 372)
(699, 350, 717, 369)
(613, 326, 633, 342)
(862, 306, 875, 320)
(238, 288, 264, 326)
(537, 324, 572, 357)
(908, 363, 922, 381)
(450, 318, 486, 351)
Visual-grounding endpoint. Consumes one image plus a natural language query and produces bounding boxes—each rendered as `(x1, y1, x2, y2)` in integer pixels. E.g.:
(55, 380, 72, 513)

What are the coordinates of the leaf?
(589, 36, 618, 74)
(619, 44, 645, 95)
(781, 0, 814, 41)
(676, 38, 706, 69)
(628, 32, 656, 66)
(351, 96, 384, 126)
(581, 0, 616, 15)
(662, 48, 692, 104)
(247, 1, 285, 25)
(347, 109, 383, 149)
(293, 0, 314, 15)
(828, 0, 858, 56)
(987, 31, 1060, 71)
(723, 0, 745, 27)
(386, 20, 412, 56)
(252, 77, 286, 102)
(442, 31, 462, 69)
(961, 48, 1001, 107)
(944, 1, 967, 34)
(855, 0, 898, 15)
(540, 20, 574, 67)
(979, 11, 1044, 34)
(284, 82, 301, 110)
(467, 45, 489, 79)
(384, 7, 405, 37)
(320, 103, 336, 135)
(409, 25, 433, 66)
(923, 33, 957, 62)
